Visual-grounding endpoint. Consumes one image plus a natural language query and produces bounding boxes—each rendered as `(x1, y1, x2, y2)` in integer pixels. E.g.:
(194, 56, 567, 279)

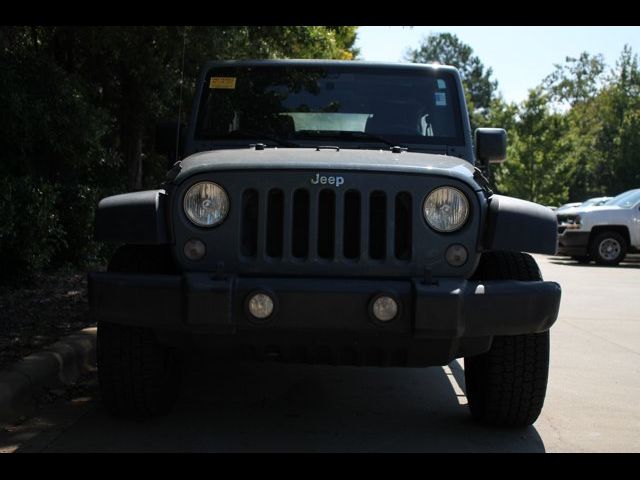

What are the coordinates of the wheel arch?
(589, 225, 630, 248)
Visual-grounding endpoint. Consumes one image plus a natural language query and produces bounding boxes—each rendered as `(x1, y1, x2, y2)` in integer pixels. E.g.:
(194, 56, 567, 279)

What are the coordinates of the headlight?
(565, 215, 582, 229)
(423, 186, 470, 232)
(183, 181, 229, 227)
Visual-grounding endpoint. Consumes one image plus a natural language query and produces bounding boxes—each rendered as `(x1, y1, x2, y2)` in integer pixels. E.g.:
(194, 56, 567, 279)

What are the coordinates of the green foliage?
(540, 45, 640, 200)
(493, 89, 571, 205)
(544, 52, 606, 106)
(0, 176, 65, 285)
(485, 45, 640, 207)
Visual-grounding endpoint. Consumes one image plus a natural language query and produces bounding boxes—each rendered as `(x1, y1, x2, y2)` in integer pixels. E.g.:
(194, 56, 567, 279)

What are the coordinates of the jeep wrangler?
(89, 60, 561, 427)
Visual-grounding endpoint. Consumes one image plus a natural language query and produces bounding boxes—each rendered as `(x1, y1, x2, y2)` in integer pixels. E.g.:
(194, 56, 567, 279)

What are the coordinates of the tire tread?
(465, 251, 550, 427)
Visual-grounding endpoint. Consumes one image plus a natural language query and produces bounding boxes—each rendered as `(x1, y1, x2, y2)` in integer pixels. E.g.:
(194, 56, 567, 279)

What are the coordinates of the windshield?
(582, 197, 609, 207)
(195, 65, 464, 148)
(604, 189, 640, 208)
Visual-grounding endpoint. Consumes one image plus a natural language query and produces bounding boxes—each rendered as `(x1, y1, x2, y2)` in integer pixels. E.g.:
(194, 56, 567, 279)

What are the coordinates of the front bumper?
(88, 272, 560, 365)
(557, 230, 590, 256)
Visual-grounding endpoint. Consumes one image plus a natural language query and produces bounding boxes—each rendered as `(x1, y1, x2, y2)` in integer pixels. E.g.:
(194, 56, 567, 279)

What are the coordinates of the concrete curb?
(0, 327, 97, 425)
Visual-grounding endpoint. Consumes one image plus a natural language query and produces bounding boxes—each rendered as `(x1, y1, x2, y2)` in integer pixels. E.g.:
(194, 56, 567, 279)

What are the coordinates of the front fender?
(483, 194, 557, 255)
(94, 190, 171, 245)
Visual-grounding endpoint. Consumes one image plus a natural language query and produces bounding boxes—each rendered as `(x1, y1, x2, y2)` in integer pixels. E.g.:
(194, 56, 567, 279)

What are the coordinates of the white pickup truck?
(557, 188, 640, 265)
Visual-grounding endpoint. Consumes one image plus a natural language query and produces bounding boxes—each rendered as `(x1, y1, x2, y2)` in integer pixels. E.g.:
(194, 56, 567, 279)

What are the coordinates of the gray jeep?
(89, 60, 561, 427)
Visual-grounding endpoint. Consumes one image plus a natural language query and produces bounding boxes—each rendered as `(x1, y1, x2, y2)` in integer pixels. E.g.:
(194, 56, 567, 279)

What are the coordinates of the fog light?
(184, 238, 206, 260)
(445, 244, 468, 266)
(371, 295, 398, 322)
(247, 292, 274, 319)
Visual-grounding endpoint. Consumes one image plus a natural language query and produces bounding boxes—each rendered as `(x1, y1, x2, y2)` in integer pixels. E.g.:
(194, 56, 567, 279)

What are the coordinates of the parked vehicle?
(555, 196, 612, 213)
(557, 189, 640, 265)
(89, 60, 561, 427)
(581, 196, 613, 207)
(556, 201, 583, 212)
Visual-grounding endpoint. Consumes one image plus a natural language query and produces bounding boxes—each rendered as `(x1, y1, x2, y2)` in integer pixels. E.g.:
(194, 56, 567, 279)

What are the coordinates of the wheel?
(590, 231, 627, 266)
(571, 255, 591, 264)
(98, 245, 181, 419)
(465, 251, 550, 427)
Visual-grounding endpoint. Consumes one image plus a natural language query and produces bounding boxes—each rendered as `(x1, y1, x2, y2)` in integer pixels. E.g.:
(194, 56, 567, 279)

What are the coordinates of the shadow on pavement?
(19, 354, 546, 453)
(549, 255, 640, 269)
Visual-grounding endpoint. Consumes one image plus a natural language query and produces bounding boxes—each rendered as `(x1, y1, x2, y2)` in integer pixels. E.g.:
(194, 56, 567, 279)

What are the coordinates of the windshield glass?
(582, 197, 607, 207)
(195, 65, 464, 147)
(604, 189, 640, 207)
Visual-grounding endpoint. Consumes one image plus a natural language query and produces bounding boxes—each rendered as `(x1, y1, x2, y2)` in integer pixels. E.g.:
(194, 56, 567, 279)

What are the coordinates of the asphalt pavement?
(1, 254, 639, 452)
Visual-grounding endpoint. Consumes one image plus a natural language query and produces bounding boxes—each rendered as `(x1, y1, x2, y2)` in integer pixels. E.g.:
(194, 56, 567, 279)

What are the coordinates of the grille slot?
(240, 189, 259, 257)
(317, 189, 336, 259)
(369, 191, 387, 260)
(240, 186, 412, 264)
(394, 192, 413, 260)
(343, 190, 361, 259)
(291, 189, 310, 258)
(266, 189, 284, 258)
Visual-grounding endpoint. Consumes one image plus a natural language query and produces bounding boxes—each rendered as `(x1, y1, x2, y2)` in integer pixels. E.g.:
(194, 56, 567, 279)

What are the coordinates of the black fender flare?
(483, 194, 557, 255)
(94, 190, 171, 245)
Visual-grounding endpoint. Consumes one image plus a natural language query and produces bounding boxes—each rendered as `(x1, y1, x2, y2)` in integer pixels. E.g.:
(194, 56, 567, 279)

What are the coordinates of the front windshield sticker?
(435, 92, 447, 106)
(210, 77, 237, 89)
(437, 79, 447, 89)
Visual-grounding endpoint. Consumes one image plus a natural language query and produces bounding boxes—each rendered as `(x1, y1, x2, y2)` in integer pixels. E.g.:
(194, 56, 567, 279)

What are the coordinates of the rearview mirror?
(475, 128, 507, 165)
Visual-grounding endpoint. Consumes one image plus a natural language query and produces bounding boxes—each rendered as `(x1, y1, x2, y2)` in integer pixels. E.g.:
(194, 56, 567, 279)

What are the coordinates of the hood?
(566, 204, 620, 215)
(169, 147, 479, 188)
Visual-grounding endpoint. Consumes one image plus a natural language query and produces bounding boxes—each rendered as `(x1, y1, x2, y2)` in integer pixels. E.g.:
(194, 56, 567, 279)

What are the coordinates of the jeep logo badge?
(310, 173, 344, 187)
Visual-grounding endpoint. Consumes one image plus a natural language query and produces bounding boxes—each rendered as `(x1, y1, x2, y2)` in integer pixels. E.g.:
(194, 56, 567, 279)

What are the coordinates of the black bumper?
(557, 230, 590, 256)
(88, 273, 561, 366)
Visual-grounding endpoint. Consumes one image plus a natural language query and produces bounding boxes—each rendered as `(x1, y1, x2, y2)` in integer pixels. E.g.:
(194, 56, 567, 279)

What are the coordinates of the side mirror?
(155, 121, 186, 169)
(475, 128, 507, 166)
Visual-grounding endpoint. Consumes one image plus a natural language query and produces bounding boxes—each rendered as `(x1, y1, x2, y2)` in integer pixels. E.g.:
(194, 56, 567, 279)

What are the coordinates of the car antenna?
(174, 26, 187, 165)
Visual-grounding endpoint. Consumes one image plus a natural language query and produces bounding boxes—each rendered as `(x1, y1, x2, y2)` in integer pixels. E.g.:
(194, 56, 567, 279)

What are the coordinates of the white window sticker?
(437, 79, 446, 89)
(435, 92, 447, 106)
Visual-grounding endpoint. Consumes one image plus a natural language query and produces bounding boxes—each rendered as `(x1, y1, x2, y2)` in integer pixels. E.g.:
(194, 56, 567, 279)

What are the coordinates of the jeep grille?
(239, 187, 413, 263)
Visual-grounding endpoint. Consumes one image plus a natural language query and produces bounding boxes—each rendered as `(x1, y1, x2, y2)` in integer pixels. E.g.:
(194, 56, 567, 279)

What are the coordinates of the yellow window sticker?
(210, 77, 237, 89)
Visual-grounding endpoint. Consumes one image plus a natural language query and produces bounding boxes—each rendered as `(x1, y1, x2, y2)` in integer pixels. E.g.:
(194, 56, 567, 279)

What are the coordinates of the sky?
(355, 26, 640, 104)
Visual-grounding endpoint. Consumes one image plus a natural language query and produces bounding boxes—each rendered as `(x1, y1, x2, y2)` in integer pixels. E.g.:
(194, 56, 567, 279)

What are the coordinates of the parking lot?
(2, 254, 639, 452)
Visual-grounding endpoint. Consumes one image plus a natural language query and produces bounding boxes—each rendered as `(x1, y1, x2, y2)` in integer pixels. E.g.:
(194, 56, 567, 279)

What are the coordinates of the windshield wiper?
(222, 130, 301, 148)
(296, 130, 407, 151)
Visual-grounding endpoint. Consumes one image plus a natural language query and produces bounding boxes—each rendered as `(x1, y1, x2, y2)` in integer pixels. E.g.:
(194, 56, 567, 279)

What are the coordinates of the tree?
(405, 32, 498, 128)
(544, 52, 606, 107)
(494, 88, 571, 205)
(542, 46, 640, 200)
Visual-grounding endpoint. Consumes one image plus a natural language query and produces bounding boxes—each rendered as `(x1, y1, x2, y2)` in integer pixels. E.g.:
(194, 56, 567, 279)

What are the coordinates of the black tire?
(590, 231, 627, 266)
(98, 322, 181, 419)
(465, 251, 550, 427)
(98, 245, 181, 419)
(571, 255, 591, 264)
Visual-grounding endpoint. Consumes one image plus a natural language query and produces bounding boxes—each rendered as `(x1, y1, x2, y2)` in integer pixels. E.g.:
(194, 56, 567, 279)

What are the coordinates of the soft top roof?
(200, 59, 460, 75)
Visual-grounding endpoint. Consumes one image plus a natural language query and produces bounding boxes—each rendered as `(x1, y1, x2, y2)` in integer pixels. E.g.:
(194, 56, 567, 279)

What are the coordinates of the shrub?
(0, 176, 65, 285)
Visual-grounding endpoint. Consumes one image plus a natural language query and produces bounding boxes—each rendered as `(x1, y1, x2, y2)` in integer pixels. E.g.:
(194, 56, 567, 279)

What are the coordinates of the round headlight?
(423, 187, 469, 232)
(183, 182, 229, 227)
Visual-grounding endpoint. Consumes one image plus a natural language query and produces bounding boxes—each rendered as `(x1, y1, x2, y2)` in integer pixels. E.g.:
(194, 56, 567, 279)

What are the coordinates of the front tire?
(98, 245, 181, 419)
(465, 251, 551, 427)
(590, 231, 627, 266)
(98, 322, 181, 419)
